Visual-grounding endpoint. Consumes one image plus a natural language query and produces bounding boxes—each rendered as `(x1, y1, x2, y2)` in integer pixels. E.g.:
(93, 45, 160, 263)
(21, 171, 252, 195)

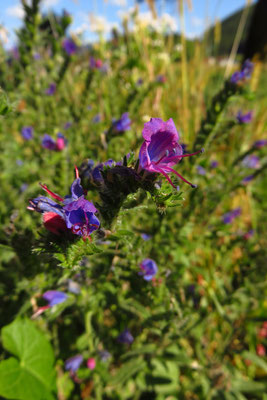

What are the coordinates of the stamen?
(165, 166, 197, 188)
(40, 183, 64, 202)
(75, 165, 79, 179)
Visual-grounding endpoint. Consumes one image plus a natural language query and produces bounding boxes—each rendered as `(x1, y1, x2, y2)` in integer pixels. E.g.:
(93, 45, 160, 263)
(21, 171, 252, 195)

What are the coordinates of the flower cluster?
(28, 168, 100, 238)
(222, 208, 241, 224)
(230, 60, 254, 84)
(42, 133, 67, 151)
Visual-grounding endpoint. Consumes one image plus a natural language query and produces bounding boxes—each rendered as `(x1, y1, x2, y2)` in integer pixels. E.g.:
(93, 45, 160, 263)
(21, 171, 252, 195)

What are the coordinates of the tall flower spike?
(139, 118, 203, 188)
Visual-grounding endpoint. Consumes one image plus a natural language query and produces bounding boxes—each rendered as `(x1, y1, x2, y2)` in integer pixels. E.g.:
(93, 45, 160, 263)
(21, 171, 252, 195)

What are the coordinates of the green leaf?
(0, 318, 56, 400)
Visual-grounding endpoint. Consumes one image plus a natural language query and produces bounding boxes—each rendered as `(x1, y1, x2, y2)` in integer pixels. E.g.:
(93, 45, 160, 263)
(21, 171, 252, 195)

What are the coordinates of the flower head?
(87, 358, 96, 370)
(236, 111, 253, 124)
(45, 83, 56, 96)
(21, 126, 33, 140)
(99, 350, 111, 362)
(43, 290, 68, 307)
(222, 208, 241, 224)
(117, 329, 134, 344)
(230, 60, 253, 84)
(253, 139, 267, 149)
(196, 165, 206, 176)
(242, 155, 260, 169)
(210, 160, 218, 168)
(139, 258, 158, 281)
(141, 233, 151, 241)
(65, 355, 83, 373)
(242, 175, 255, 185)
(62, 38, 77, 56)
(64, 121, 72, 130)
(139, 118, 203, 188)
(90, 57, 103, 69)
(42, 133, 67, 151)
(112, 113, 131, 132)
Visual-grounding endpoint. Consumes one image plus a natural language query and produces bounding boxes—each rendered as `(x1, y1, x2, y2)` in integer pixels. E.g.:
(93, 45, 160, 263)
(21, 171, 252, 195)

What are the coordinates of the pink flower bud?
(87, 358, 96, 370)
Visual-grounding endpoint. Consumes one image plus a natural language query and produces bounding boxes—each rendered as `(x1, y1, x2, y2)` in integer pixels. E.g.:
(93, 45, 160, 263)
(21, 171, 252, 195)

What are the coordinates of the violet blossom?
(65, 355, 83, 373)
(43, 290, 68, 307)
(230, 60, 253, 84)
(62, 38, 77, 56)
(21, 126, 33, 140)
(242, 175, 255, 185)
(139, 118, 203, 188)
(210, 160, 218, 168)
(45, 83, 56, 96)
(112, 113, 131, 132)
(253, 139, 267, 149)
(117, 329, 134, 344)
(236, 111, 253, 124)
(196, 165, 206, 176)
(242, 155, 260, 169)
(222, 208, 241, 224)
(90, 57, 103, 69)
(139, 258, 158, 281)
(42, 133, 67, 151)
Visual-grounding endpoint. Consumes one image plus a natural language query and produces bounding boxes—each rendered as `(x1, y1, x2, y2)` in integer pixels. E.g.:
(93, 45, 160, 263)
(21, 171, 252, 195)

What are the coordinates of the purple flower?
(112, 113, 131, 132)
(43, 290, 68, 307)
(28, 169, 99, 238)
(99, 350, 111, 362)
(45, 83, 56, 96)
(65, 355, 83, 373)
(33, 52, 41, 60)
(16, 159, 23, 166)
(236, 111, 253, 124)
(230, 60, 253, 84)
(64, 122, 72, 129)
(20, 183, 28, 193)
(242, 155, 260, 169)
(42, 133, 67, 151)
(21, 126, 33, 140)
(64, 197, 100, 237)
(210, 160, 218, 168)
(141, 233, 151, 241)
(242, 175, 254, 185)
(139, 258, 158, 281)
(136, 78, 143, 87)
(92, 114, 101, 123)
(139, 118, 203, 188)
(68, 279, 81, 294)
(222, 208, 241, 224)
(90, 57, 103, 69)
(156, 74, 166, 83)
(196, 165, 206, 176)
(253, 139, 267, 149)
(117, 329, 134, 344)
(244, 229, 254, 240)
(91, 159, 114, 183)
(62, 38, 77, 56)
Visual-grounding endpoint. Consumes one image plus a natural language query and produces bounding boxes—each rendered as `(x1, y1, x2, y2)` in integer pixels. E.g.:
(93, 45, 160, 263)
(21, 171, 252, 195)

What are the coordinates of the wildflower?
(67, 279, 81, 294)
(243, 229, 254, 240)
(42, 133, 67, 151)
(92, 114, 101, 123)
(141, 233, 151, 241)
(222, 208, 241, 224)
(230, 60, 253, 84)
(256, 344, 266, 357)
(236, 111, 253, 124)
(156, 74, 166, 83)
(99, 350, 111, 362)
(21, 126, 33, 140)
(43, 290, 68, 307)
(20, 183, 28, 193)
(33, 52, 41, 60)
(64, 121, 72, 129)
(87, 358, 96, 370)
(242, 175, 254, 185)
(242, 155, 260, 169)
(28, 168, 99, 238)
(139, 118, 203, 188)
(45, 83, 56, 96)
(196, 165, 206, 176)
(139, 258, 158, 281)
(65, 355, 83, 373)
(112, 113, 131, 132)
(136, 78, 143, 87)
(117, 329, 134, 344)
(90, 57, 103, 69)
(91, 159, 114, 183)
(210, 160, 218, 168)
(62, 38, 77, 56)
(253, 139, 267, 149)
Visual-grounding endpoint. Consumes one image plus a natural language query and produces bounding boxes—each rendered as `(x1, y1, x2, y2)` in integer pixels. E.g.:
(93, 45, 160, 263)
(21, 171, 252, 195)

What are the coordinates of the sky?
(1, 0, 256, 48)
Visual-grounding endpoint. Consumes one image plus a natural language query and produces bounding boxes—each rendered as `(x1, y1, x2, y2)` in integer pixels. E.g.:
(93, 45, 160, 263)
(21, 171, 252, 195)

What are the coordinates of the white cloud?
(191, 16, 204, 28)
(110, 0, 126, 6)
(42, 0, 61, 8)
(6, 4, 25, 19)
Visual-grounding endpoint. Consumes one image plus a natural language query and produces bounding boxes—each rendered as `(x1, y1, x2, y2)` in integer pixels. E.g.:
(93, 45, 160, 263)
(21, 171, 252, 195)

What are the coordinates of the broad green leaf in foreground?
(0, 318, 56, 400)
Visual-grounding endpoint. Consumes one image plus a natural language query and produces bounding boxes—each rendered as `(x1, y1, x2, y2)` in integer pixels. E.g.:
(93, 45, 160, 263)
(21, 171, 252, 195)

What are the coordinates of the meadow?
(0, 2, 267, 399)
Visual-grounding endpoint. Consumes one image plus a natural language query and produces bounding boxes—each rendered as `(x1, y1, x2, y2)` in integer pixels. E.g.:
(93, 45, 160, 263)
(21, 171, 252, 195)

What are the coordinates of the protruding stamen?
(191, 184, 198, 188)
(75, 165, 79, 179)
(39, 183, 64, 202)
(165, 166, 197, 188)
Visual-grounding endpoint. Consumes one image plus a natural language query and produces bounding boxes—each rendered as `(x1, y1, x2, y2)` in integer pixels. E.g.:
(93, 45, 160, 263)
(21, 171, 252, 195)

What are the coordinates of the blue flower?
(62, 38, 77, 56)
(65, 355, 83, 373)
(117, 329, 134, 344)
(242, 155, 259, 169)
(236, 111, 253, 124)
(230, 60, 253, 84)
(21, 126, 33, 140)
(45, 83, 56, 96)
(139, 258, 158, 281)
(222, 208, 241, 224)
(196, 165, 206, 176)
(253, 139, 267, 149)
(141, 233, 151, 241)
(112, 113, 131, 132)
(43, 291, 68, 307)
